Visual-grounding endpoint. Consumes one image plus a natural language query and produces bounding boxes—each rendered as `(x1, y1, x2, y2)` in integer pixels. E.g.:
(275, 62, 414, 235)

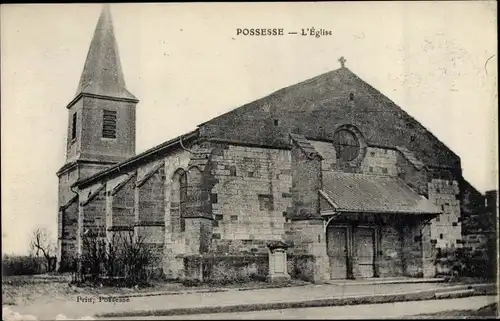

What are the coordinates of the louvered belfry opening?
(102, 109, 117, 139)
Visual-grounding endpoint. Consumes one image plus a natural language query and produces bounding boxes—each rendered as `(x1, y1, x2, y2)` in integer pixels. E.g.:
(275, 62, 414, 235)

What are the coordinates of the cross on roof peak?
(338, 56, 346, 68)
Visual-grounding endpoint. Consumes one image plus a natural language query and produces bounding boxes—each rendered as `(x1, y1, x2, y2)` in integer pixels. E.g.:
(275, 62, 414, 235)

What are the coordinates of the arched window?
(333, 129, 360, 162)
(171, 169, 187, 233)
(179, 171, 187, 232)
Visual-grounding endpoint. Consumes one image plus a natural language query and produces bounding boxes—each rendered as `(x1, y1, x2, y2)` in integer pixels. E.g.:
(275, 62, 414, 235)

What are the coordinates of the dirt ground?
(408, 303, 498, 319)
(2, 273, 309, 307)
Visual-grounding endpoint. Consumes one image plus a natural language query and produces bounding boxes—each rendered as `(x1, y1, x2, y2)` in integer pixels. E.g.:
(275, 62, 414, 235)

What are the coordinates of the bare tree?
(29, 227, 56, 272)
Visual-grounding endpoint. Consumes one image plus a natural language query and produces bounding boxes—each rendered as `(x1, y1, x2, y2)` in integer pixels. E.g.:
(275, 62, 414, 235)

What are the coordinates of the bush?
(74, 230, 161, 287)
(208, 261, 251, 285)
(435, 241, 497, 279)
(2, 255, 48, 276)
(289, 254, 316, 282)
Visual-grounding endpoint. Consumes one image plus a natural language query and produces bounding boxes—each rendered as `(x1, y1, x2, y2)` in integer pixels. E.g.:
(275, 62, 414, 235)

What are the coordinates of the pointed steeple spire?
(76, 4, 137, 101)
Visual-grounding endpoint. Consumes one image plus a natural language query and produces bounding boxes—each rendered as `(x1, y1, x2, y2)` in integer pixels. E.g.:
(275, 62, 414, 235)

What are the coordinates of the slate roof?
(199, 66, 460, 169)
(74, 4, 137, 102)
(321, 172, 441, 215)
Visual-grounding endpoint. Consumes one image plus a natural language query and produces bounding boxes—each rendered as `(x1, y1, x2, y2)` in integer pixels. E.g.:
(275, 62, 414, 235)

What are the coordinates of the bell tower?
(57, 5, 138, 270)
(57, 4, 138, 204)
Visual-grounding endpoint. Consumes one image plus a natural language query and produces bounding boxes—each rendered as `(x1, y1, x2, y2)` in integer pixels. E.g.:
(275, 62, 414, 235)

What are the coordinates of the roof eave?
(72, 129, 199, 189)
(65, 92, 139, 110)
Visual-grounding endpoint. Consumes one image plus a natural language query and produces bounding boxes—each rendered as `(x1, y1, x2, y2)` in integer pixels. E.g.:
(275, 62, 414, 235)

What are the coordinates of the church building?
(57, 6, 485, 282)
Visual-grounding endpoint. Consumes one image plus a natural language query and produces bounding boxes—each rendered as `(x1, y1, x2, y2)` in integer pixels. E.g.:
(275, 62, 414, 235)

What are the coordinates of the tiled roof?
(321, 172, 441, 215)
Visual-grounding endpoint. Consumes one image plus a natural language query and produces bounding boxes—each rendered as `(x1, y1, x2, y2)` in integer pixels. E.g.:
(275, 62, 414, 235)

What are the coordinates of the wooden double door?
(327, 225, 377, 279)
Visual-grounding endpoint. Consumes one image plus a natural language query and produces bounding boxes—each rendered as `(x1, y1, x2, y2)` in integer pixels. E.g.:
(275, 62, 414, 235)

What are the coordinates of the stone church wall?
(81, 187, 107, 238)
(136, 166, 166, 260)
(361, 147, 399, 176)
(209, 144, 292, 253)
(162, 149, 192, 278)
(79, 97, 136, 162)
(60, 200, 78, 270)
(310, 140, 398, 176)
(78, 185, 107, 262)
(58, 169, 79, 207)
(428, 178, 461, 249)
(65, 99, 84, 163)
(110, 175, 135, 229)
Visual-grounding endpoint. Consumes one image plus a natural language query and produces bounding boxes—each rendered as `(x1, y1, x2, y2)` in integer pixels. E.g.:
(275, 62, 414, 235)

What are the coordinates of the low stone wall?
(181, 252, 316, 284)
(210, 239, 269, 254)
(182, 254, 269, 284)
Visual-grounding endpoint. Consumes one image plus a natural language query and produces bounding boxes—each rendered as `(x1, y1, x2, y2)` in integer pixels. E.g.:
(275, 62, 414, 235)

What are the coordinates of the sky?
(1, 2, 498, 255)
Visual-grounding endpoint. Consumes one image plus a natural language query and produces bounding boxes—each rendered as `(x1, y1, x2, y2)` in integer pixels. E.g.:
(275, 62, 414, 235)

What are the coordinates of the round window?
(333, 129, 360, 162)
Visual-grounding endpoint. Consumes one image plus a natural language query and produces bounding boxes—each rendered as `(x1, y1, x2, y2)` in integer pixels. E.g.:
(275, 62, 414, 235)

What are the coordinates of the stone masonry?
(210, 145, 292, 248)
(135, 163, 166, 259)
(58, 6, 492, 282)
(428, 179, 461, 249)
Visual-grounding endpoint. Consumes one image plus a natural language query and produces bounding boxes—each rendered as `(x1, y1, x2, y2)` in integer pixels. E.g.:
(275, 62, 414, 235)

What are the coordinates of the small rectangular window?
(258, 194, 274, 211)
(102, 110, 117, 139)
(440, 234, 444, 239)
(71, 113, 77, 140)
